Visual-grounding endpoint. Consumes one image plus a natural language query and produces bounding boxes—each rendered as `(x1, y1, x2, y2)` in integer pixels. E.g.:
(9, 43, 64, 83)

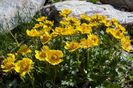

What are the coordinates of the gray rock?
(47, 1, 133, 25)
(0, 0, 46, 32)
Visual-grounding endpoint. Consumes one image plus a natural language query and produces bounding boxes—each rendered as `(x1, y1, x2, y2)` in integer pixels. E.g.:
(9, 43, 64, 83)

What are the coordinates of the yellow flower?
(15, 58, 33, 77)
(35, 22, 51, 32)
(90, 14, 107, 26)
(113, 29, 125, 39)
(80, 38, 93, 48)
(17, 44, 31, 55)
(77, 23, 92, 34)
(87, 34, 99, 46)
(91, 14, 105, 21)
(44, 20, 54, 27)
(80, 14, 91, 21)
(43, 24, 49, 29)
(52, 27, 64, 37)
(64, 41, 80, 52)
(106, 28, 124, 39)
(1, 53, 15, 72)
(80, 34, 99, 48)
(102, 20, 112, 27)
(36, 16, 47, 22)
(65, 17, 80, 26)
(33, 23, 43, 29)
(121, 36, 132, 52)
(41, 45, 50, 51)
(88, 22, 99, 27)
(26, 29, 40, 37)
(42, 20, 53, 32)
(62, 26, 75, 35)
(106, 28, 114, 34)
(91, 14, 107, 23)
(35, 50, 47, 61)
(111, 18, 118, 24)
(117, 25, 127, 33)
(52, 26, 75, 36)
(45, 50, 63, 65)
(40, 32, 51, 44)
(35, 45, 49, 61)
(59, 9, 72, 17)
(60, 20, 70, 26)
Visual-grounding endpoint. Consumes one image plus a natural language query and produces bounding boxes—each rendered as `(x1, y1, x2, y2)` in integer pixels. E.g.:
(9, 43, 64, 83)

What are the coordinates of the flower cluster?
(35, 45, 63, 65)
(26, 9, 132, 54)
(105, 19, 132, 52)
(1, 9, 132, 81)
(1, 53, 33, 77)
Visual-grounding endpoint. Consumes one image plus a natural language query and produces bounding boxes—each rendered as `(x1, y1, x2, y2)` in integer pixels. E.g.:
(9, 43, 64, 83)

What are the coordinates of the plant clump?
(0, 9, 133, 88)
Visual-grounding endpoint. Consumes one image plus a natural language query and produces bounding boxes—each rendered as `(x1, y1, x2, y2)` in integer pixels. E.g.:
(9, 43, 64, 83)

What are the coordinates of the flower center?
(39, 52, 46, 58)
(51, 55, 58, 61)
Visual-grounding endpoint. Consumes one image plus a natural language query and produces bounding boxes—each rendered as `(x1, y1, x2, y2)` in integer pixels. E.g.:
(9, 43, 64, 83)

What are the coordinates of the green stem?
(9, 31, 20, 46)
(53, 66, 57, 84)
(28, 72, 36, 88)
(86, 49, 89, 73)
(76, 51, 80, 66)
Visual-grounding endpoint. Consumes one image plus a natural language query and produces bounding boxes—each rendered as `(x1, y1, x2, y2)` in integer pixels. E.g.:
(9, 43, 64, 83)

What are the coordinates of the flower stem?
(9, 31, 20, 46)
